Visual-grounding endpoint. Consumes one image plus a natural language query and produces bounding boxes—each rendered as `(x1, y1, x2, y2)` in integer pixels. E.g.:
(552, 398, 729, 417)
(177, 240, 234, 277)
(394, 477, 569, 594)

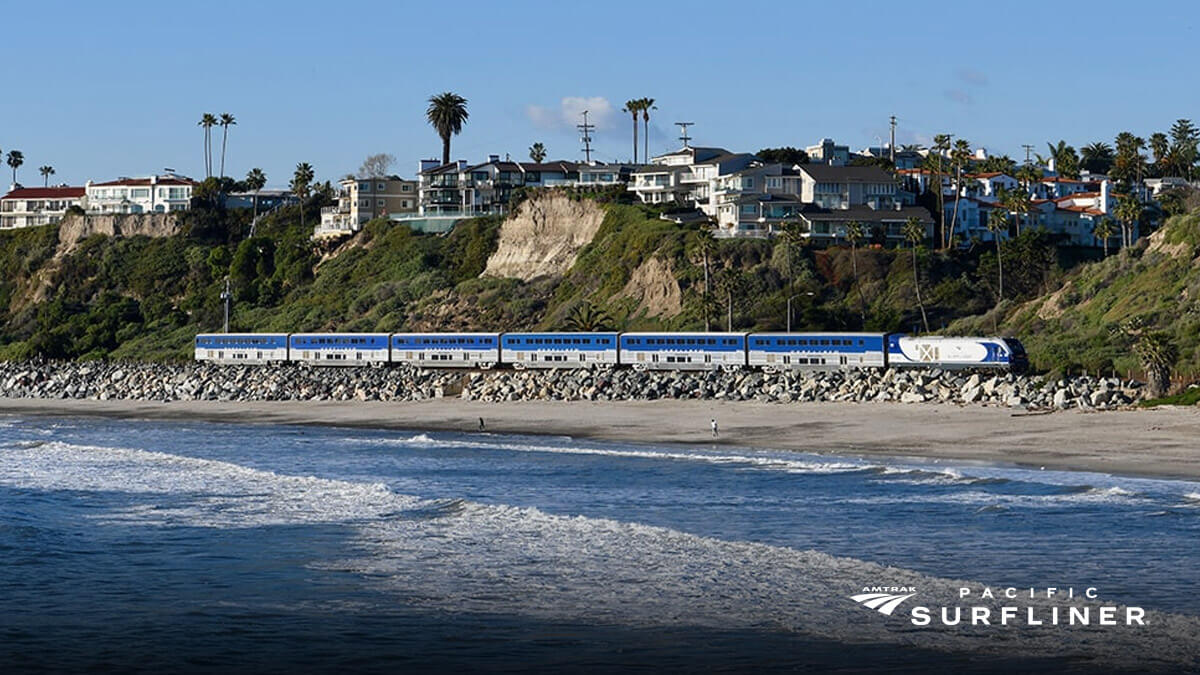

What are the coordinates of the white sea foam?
(3, 440, 1198, 668)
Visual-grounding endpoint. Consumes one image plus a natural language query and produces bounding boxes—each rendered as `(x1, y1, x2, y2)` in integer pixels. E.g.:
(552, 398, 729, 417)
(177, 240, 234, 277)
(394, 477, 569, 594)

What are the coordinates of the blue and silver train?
(196, 331, 1028, 372)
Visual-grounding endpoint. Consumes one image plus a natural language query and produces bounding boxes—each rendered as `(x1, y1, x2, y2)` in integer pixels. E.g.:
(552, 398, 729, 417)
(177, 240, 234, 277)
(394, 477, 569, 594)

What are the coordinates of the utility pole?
(577, 110, 595, 163)
(1021, 144, 1034, 165)
(889, 115, 897, 164)
(676, 122, 693, 149)
(220, 277, 232, 333)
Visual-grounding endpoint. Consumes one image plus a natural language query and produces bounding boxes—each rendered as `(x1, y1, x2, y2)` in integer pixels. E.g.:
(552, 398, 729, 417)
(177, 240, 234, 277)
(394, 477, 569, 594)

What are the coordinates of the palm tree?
(691, 227, 717, 330)
(640, 97, 656, 163)
(623, 99, 641, 163)
(902, 216, 930, 333)
(528, 142, 546, 163)
(218, 113, 236, 178)
(426, 92, 469, 167)
(924, 134, 951, 248)
(716, 269, 745, 332)
(38, 165, 55, 187)
(1149, 132, 1170, 176)
(844, 220, 867, 325)
(6, 150, 24, 185)
(1080, 142, 1115, 175)
(985, 209, 1008, 301)
(245, 167, 267, 222)
(198, 113, 218, 178)
(1093, 217, 1115, 257)
(1046, 140, 1080, 179)
(291, 162, 315, 228)
(949, 138, 971, 243)
(563, 302, 613, 331)
(1000, 187, 1032, 236)
(1123, 318, 1177, 398)
(1115, 193, 1140, 249)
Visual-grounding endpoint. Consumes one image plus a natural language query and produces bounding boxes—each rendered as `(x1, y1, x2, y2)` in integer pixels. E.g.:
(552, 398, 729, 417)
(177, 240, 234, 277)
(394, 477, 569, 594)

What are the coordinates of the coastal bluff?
(482, 193, 606, 280)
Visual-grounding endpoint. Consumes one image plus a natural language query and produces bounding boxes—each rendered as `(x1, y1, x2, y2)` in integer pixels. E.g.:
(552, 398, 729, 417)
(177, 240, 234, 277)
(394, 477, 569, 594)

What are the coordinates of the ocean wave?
(3, 440, 1199, 669)
(1182, 492, 1200, 505)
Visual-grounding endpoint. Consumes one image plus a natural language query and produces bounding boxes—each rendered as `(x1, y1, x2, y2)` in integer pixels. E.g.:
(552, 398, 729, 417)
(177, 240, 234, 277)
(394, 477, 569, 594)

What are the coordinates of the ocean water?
(2, 415, 1199, 673)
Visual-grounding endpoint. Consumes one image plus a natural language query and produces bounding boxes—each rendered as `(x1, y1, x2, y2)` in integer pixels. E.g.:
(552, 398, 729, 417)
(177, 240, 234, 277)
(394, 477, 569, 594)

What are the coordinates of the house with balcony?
(316, 176, 418, 238)
(627, 146, 757, 211)
(0, 185, 85, 229)
(83, 174, 196, 214)
(417, 157, 597, 217)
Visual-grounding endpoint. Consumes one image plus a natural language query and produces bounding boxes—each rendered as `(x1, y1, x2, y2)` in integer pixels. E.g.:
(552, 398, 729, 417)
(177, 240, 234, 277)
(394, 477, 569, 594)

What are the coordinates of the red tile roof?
(1057, 204, 1105, 216)
(1054, 191, 1102, 202)
(1, 186, 86, 200)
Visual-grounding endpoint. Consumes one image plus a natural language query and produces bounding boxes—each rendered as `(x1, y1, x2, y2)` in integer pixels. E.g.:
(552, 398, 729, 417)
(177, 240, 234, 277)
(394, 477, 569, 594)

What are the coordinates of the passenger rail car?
(391, 333, 501, 369)
(619, 332, 747, 371)
(501, 332, 619, 369)
(289, 333, 390, 366)
(749, 332, 888, 371)
(195, 333, 289, 364)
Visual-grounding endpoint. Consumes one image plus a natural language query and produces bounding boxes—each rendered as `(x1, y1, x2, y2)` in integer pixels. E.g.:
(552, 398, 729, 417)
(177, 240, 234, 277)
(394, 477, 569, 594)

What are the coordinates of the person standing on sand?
(478, 417, 485, 432)
(711, 418, 718, 438)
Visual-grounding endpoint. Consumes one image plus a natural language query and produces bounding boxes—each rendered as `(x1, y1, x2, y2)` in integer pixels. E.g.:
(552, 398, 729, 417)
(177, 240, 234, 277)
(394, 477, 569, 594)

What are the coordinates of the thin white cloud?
(525, 96, 618, 132)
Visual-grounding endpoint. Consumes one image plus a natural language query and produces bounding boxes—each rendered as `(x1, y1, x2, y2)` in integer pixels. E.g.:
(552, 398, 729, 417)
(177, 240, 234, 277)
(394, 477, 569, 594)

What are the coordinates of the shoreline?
(2, 397, 1199, 481)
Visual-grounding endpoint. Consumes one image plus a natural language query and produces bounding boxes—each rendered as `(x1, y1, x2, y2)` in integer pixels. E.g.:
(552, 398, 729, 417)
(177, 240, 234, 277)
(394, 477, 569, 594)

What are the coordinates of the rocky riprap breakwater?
(0, 361, 1142, 410)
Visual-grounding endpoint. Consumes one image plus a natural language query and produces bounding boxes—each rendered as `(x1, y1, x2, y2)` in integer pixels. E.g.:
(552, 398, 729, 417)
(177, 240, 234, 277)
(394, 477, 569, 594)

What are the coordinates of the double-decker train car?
(391, 333, 501, 369)
(195, 333, 289, 364)
(619, 332, 747, 371)
(195, 331, 1029, 373)
(886, 335, 1027, 373)
(748, 332, 889, 371)
(501, 332, 619, 369)
(288, 333, 391, 366)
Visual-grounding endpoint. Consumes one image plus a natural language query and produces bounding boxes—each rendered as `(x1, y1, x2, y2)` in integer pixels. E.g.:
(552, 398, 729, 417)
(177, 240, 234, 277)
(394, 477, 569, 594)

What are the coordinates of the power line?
(577, 110, 595, 163)
(676, 120, 696, 148)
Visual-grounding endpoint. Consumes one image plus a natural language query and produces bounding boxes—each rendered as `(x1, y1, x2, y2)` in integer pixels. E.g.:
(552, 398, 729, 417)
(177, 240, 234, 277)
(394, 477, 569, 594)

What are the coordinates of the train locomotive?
(196, 331, 1027, 373)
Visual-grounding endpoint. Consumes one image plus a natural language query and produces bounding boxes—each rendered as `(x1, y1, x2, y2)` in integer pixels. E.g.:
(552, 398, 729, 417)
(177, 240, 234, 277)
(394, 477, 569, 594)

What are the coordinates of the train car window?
(820, 339, 830, 346)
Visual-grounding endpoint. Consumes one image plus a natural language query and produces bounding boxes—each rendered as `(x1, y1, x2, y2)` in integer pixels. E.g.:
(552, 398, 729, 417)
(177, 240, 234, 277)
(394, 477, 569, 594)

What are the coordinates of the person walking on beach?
(711, 418, 718, 438)
(478, 417, 486, 432)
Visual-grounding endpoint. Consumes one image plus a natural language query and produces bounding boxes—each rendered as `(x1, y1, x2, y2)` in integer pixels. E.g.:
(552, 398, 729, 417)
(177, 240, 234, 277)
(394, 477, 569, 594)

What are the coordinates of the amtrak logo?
(850, 587, 917, 616)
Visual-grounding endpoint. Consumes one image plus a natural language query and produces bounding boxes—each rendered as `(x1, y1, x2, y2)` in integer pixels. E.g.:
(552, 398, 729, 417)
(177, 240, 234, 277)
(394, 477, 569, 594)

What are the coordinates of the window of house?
(402, 184, 412, 192)
(359, 182, 371, 192)
(767, 177, 781, 188)
(740, 204, 756, 215)
(377, 183, 386, 190)
(377, 200, 385, 206)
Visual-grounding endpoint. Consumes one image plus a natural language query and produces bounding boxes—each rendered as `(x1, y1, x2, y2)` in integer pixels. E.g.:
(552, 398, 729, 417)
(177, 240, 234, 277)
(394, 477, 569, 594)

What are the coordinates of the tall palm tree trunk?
(441, 135, 451, 167)
(851, 243, 866, 325)
(995, 237, 1004, 301)
(220, 127, 229, 178)
(643, 117, 649, 164)
(912, 247, 930, 333)
(632, 117, 638, 164)
(949, 167, 962, 246)
(703, 251, 711, 331)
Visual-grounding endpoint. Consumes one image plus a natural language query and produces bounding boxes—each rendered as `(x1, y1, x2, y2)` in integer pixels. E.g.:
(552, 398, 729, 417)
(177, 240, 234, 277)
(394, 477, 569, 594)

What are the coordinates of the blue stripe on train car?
(747, 333, 885, 353)
(196, 334, 288, 350)
(289, 334, 389, 350)
(619, 334, 745, 352)
(501, 333, 619, 351)
(391, 334, 499, 348)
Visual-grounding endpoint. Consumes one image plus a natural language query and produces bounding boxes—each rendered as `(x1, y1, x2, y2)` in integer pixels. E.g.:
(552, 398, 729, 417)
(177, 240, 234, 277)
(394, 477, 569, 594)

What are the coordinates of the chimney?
(1100, 179, 1110, 213)
(489, 154, 500, 163)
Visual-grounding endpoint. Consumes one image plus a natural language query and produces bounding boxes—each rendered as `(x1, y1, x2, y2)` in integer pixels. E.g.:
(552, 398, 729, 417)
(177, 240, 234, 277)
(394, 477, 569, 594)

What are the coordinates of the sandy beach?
(2, 397, 1198, 481)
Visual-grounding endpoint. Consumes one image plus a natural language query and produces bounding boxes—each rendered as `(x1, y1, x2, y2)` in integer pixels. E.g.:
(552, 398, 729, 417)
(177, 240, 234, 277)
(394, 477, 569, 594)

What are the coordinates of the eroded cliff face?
(55, 213, 181, 257)
(619, 256, 683, 317)
(23, 213, 183, 307)
(483, 194, 606, 280)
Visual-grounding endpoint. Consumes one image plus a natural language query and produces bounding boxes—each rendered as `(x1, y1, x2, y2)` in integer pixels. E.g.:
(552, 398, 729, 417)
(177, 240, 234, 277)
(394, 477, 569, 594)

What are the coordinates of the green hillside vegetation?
(0, 191, 1187, 384)
(950, 211, 1200, 380)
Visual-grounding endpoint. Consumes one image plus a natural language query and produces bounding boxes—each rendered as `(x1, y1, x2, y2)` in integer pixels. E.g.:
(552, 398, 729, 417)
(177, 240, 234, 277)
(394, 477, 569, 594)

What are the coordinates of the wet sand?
(1, 397, 1198, 481)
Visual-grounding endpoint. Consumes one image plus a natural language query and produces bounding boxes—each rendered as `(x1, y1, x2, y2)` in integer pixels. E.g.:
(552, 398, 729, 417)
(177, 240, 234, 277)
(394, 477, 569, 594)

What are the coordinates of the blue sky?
(2, 0, 1197, 188)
